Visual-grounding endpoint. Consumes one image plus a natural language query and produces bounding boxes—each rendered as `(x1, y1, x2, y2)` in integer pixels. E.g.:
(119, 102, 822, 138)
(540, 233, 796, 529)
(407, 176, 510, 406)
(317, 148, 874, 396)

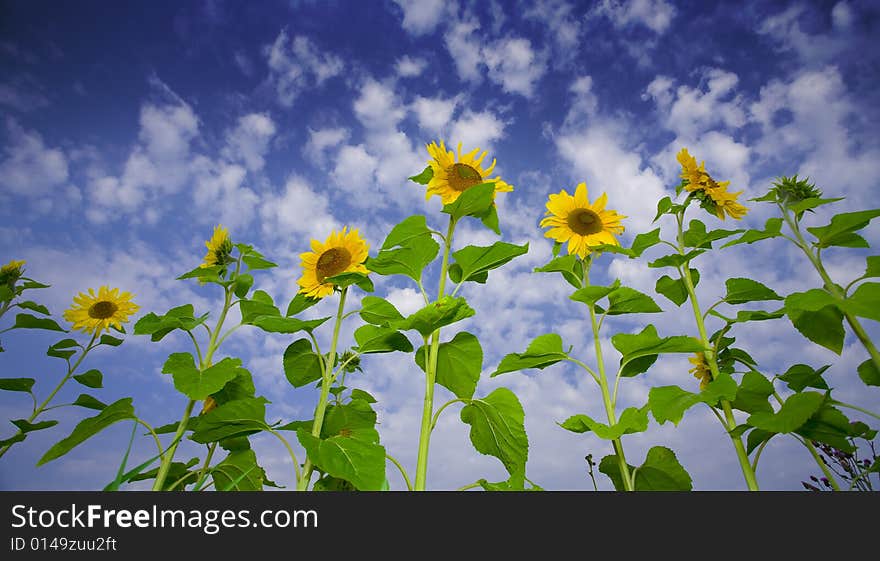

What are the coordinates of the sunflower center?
(447, 163, 483, 192)
(567, 209, 604, 235)
(88, 300, 118, 320)
(316, 247, 352, 282)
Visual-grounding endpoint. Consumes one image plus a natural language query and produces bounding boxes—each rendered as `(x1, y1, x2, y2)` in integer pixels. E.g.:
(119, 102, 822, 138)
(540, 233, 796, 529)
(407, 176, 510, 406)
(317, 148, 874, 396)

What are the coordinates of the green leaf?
(73, 369, 103, 389)
(349, 389, 377, 403)
(807, 209, 880, 248)
(12, 313, 65, 332)
(620, 354, 659, 378)
(162, 354, 244, 401)
(786, 304, 845, 355)
(324, 272, 374, 293)
(648, 249, 706, 268)
(285, 293, 321, 317)
(37, 398, 136, 465)
(534, 255, 583, 289)
(239, 291, 281, 323)
(442, 182, 496, 221)
(612, 325, 705, 370)
(479, 204, 501, 235)
(559, 406, 649, 439)
(857, 358, 880, 387)
(460, 388, 529, 476)
(296, 430, 386, 491)
(448, 242, 529, 284)
(726, 309, 786, 323)
(391, 296, 474, 337)
(177, 264, 224, 282)
(414, 331, 482, 399)
(491, 333, 568, 377)
(134, 304, 209, 341)
(634, 446, 693, 491)
(655, 270, 700, 307)
(722, 218, 783, 248)
(0, 434, 27, 447)
(251, 315, 329, 334)
(570, 279, 620, 307)
(598, 454, 636, 491)
(242, 255, 277, 270)
(408, 166, 433, 185)
(72, 394, 107, 411)
(382, 215, 432, 249)
(46, 338, 79, 359)
(20, 280, 50, 290)
(359, 296, 405, 326)
(283, 339, 324, 388)
(845, 282, 880, 322)
(477, 470, 542, 492)
(746, 429, 776, 455)
(366, 236, 439, 282)
(99, 334, 124, 347)
(747, 392, 825, 434)
(863, 256, 880, 279)
(648, 386, 703, 426)
(731, 371, 775, 414)
(654, 197, 674, 222)
(313, 476, 356, 491)
(191, 397, 269, 444)
(11, 418, 58, 433)
(212, 449, 268, 491)
(683, 220, 742, 249)
(232, 273, 254, 298)
(724, 278, 782, 304)
(16, 301, 50, 315)
(353, 325, 413, 354)
(0, 377, 35, 393)
(321, 400, 378, 440)
(796, 404, 858, 453)
(629, 228, 663, 257)
(606, 286, 662, 315)
(700, 372, 739, 405)
(779, 364, 831, 392)
(788, 197, 844, 215)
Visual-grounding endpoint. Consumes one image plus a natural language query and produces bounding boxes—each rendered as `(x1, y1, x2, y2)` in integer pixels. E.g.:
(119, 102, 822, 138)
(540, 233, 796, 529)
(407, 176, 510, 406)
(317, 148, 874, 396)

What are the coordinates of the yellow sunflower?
(201, 224, 233, 268)
(0, 259, 26, 285)
(540, 182, 626, 258)
(688, 352, 712, 390)
(63, 286, 139, 335)
(424, 140, 513, 205)
(676, 148, 747, 221)
(298, 227, 370, 299)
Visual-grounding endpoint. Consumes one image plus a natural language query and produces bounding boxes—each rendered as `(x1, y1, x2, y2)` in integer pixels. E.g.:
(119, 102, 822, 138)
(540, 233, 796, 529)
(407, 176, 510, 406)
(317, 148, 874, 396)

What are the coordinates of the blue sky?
(1, 0, 879, 491)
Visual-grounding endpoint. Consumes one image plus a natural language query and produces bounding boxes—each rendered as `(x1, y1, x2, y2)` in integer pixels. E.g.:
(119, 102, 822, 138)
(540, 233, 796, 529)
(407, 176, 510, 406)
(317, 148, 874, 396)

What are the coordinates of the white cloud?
(0, 76, 49, 112)
(757, 4, 848, 64)
(353, 79, 407, 131)
(483, 37, 547, 98)
(191, 157, 260, 231)
(411, 95, 459, 136)
(444, 20, 484, 83)
(591, 0, 676, 34)
(523, 0, 583, 67)
(223, 112, 277, 171)
(395, 55, 428, 77)
(392, 0, 447, 35)
(264, 30, 343, 107)
(0, 118, 69, 196)
(259, 175, 339, 240)
(331, 144, 378, 194)
(303, 126, 349, 166)
(448, 110, 506, 152)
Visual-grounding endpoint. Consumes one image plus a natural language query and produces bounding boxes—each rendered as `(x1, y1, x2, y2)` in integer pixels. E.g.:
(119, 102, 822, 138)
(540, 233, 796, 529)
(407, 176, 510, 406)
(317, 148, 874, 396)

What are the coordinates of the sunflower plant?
(360, 140, 534, 491)
(494, 182, 702, 491)
(0, 259, 64, 352)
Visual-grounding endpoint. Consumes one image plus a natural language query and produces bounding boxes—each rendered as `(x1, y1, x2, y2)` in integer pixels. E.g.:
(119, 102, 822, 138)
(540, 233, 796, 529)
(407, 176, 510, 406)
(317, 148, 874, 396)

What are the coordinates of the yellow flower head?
(0, 259, 26, 285)
(539, 182, 626, 258)
(201, 224, 233, 269)
(63, 286, 139, 335)
(676, 148, 747, 221)
(424, 140, 513, 205)
(688, 352, 712, 390)
(297, 227, 370, 299)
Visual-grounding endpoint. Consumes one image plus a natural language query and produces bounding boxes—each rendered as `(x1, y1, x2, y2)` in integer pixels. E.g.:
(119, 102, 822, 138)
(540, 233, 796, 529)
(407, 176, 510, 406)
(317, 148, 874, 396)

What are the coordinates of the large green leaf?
(251, 316, 329, 334)
(606, 286, 662, 315)
(391, 296, 474, 337)
(0, 378, 35, 393)
(134, 304, 209, 341)
(366, 236, 439, 282)
(353, 325, 413, 354)
(415, 332, 482, 399)
(796, 404, 858, 453)
(382, 215, 433, 249)
(535, 255, 583, 289)
(570, 281, 619, 307)
(321, 400, 379, 440)
(191, 397, 269, 444)
(242, 255, 277, 270)
(232, 273, 254, 298)
(649, 374, 737, 425)
(408, 166, 433, 185)
(460, 388, 529, 476)
(611, 325, 704, 371)
(590, 229, 663, 258)
(491, 333, 568, 376)
(731, 371, 775, 414)
(721, 218, 783, 248)
(359, 296, 405, 326)
(655, 271, 699, 307)
(559, 406, 649, 439)
(723, 278, 783, 304)
(283, 339, 323, 388)
(177, 264, 224, 283)
(857, 358, 880, 387)
(72, 394, 107, 411)
(788, 197, 845, 215)
(285, 293, 321, 317)
(807, 209, 880, 248)
(46, 338, 79, 360)
(778, 364, 830, 392)
(448, 242, 529, 284)
(37, 398, 136, 465)
(16, 301, 50, 315)
(442, 182, 496, 221)
(212, 449, 268, 491)
(747, 392, 825, 434)
(12, 314, 65, 332)
(862, 256, 880, 279)
(73, 369, 103, 389)
(297, 430, 386, 491)
(786, 304, 845, 355)
(323, 272, 374, 293)
(845, 282, 880, 322)
(11, 418, 58, 433)
(634, 446, 693, 491)
(648, 250, 706, 269)
(683, 220, 742, 249)
(598, 454, 636, 491)
(162, 354, 245, 401)
(239, 290, 280, 323)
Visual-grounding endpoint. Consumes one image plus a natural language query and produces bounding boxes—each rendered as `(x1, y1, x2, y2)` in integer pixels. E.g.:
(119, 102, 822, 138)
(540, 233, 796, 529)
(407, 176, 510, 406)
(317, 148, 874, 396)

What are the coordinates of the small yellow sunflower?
(539, 182, 626, 258)
(676, 148, 747, 221)
(201, 224, 233, 268)
(705, 185, 748, 221)
(298, 227, 370, 299)
(0, 259, 26, 285)
(63, 286, 139, 335)
(688, 352, 712, 390)
(424, 140, 513, 205)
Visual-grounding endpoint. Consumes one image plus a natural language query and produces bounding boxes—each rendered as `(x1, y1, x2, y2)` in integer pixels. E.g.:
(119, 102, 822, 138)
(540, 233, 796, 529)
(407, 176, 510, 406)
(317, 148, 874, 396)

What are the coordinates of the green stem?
(676, 213, 760, 491)
(801, 437, 841, 491)
(267, 428, 302, 485)
(431, 398, 469, 431)
(832, 400, 880, 422)
(456, 482, 481, 491)
(191, 442, 217, 491)
(151, 399, 195, 490)
(414, 216, 457, 491)
(297, 287, 348, 491)
(386, 453, 413, 491)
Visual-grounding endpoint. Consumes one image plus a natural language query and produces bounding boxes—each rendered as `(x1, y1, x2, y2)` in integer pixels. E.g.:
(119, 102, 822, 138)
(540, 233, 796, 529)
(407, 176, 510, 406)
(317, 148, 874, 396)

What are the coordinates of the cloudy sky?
(1, 0, 878, 491)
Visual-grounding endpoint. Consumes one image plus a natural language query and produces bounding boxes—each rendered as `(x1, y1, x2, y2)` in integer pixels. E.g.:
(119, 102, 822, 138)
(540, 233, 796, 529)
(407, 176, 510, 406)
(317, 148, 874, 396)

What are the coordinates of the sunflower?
(676, 148, 747, 220)
(298, 227, 370, 299)
(688, 353, 712, 390)
(0, 259, 25, 286)
(424, 140, 513, 205)
(201, 224, 233, 268)
(540, 182, 626, 258)
(63, 286, 139, 335)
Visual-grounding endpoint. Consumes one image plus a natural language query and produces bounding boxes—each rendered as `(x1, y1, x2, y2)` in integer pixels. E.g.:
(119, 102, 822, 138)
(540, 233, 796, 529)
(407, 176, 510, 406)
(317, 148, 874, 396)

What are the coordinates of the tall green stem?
(676, 213, 760, 491)
(297, 286, 348, 491)
(414, 216, 457, 491)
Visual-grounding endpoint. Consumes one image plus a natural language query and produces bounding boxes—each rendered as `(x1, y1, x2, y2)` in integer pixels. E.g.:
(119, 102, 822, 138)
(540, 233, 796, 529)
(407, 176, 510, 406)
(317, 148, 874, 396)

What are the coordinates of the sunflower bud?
(201, 396, 217, 415)
(771, 175, 822, 206)
(0, 259, 26, 287)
